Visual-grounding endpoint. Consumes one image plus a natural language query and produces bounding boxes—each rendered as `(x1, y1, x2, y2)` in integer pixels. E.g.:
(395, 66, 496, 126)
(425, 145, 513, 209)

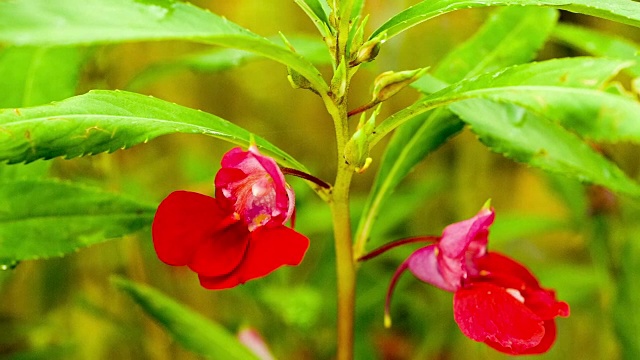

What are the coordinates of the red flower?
(385, 206, 569, 355)
(152, 146, 309, 290)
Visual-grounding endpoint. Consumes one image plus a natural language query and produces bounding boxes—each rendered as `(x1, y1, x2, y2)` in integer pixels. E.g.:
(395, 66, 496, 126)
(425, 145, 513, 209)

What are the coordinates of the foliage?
(1, 0, 640, 359)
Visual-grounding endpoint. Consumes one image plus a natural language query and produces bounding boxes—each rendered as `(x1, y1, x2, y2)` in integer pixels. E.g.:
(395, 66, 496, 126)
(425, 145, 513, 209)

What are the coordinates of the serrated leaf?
(112, 277, 258, 360)
(376, 57, 631, 143)
(553, 23, 640, 78)
(0, 46, 86, 180)
(127, 35, 331, 91)
(452, 100, 640, 196)
(0, 90, 307, 170)
(0, 0, 327, 93)
(371, 0, 640, 40)
(355, 7, 558, 250)
(371, 58, 640, 197)
(0, 179, 154, 263)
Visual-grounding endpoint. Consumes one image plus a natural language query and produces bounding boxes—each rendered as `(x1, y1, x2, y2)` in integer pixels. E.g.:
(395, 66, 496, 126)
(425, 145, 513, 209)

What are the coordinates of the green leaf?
(371, 58, 640, 197)
(452, 100, 640, 196)
(0, 179, 154, 264)
(127, 35, 331, 91)
(0, 0, 327, 93)
(112, 277, 259, 360)
(0, 47, 86, 107)
(614, 236, 640, 359)
(371, 0, 640, 40)
(0, 46, 87, 180)
(376, 57, 631, 144)
(294, 0, 332, 36)
(0, 90, 307, 170)
(553, 23, 640, 78)
(432, 7, 559, 83)
(355, 7, 558, 249)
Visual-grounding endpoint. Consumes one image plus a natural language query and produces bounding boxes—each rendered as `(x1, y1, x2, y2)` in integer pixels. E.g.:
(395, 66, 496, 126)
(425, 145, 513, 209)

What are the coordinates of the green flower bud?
(372, 67, 429, 102)
(344, 106, 380, 173)
(352, 32, 385, 66)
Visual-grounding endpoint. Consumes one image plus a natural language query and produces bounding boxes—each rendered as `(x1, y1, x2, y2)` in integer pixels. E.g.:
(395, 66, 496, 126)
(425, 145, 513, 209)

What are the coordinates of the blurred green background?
(2, 1, 640, 359)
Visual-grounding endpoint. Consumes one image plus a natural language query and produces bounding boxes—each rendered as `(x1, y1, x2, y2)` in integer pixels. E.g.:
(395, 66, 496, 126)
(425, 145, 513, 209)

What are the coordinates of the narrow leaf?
(371, 0, 640, 40)
(0, 179, 155, 263)
(553, 23, 640, 77)
(355, 7, 558, 250)
(294, 0, 332, 36)
(0, 90, 307, 170)
(112, 277, 259, 360)
(0, 0, 327, 93)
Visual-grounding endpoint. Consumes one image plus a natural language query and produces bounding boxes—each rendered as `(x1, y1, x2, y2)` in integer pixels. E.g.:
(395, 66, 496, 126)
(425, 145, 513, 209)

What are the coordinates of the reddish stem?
(281, 167, 331, 189)
(358, 236, 440, 262)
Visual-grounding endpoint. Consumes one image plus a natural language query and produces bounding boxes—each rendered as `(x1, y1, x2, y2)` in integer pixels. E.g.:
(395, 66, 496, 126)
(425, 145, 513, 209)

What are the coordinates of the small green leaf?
(371, 0, 640, 40)
(0, 90, 307, 170)
(553, 23, 640, 78)
(112, 277, 259, 360)
(0, 0, 327, 93)
(0, 179, 155, 263)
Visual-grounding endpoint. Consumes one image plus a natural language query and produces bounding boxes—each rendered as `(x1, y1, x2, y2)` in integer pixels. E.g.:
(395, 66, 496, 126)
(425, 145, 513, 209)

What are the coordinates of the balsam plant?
(2, 0, 640, 359)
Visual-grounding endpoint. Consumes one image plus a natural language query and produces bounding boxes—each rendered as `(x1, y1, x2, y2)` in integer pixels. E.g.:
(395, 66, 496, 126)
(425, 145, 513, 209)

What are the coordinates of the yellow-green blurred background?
(2, 1, 640, 359)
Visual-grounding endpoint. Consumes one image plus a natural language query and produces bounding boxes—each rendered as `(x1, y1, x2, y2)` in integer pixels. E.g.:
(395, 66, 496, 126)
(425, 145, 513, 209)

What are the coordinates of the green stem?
(330, 162, 355, 360)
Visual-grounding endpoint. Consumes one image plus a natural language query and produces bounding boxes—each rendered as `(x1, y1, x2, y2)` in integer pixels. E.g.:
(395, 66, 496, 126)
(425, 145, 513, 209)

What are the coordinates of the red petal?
(453, 282, 546, 355)
(199, 226, 309, 289)
(476, 252, 540, 288)
(152, 191, 230, 266)
(187, 220, 250, 277)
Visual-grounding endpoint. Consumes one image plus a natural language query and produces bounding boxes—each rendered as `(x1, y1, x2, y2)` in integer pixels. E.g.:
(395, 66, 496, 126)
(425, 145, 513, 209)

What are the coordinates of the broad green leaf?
(0, 47, 85, 107)
(452, 100, 640, 196)
(433, 7, 559, 83)
(354, 7, 558, 249)
(553, 23, 640, 77)
(0, 0, 327, 93)
(127, 35, 331, 91)
(469, 84, 640, 143)
(0, 179, 154, 264)
(376, 57, 631, 144)
(112, 277, 259, 360)
(371, 0, 640, 40)
(0, 90, 307, 171)
(371, 58, 640, 197)
(0, 46, 86, 180)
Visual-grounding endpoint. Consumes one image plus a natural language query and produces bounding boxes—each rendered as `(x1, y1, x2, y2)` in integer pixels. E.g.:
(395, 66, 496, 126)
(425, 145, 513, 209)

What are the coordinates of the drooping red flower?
(152, 146, 309, 290)
(385, 206, 569, 355)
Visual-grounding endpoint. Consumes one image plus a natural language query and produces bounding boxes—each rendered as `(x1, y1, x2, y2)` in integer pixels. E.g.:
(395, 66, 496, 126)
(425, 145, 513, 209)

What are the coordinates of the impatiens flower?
(384, 206, 569, 355)
(152, 146, 309, 290)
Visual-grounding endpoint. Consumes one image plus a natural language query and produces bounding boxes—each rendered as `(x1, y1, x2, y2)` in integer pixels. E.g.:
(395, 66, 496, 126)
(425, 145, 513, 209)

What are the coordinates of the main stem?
(323, 89, 355, 360)
(331, 162, 355, 360)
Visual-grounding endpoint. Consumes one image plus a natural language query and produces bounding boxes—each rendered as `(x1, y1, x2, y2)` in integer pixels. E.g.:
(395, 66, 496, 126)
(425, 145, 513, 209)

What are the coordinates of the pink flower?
(152, 146, 309, 290)
(385, 207, 569, 355)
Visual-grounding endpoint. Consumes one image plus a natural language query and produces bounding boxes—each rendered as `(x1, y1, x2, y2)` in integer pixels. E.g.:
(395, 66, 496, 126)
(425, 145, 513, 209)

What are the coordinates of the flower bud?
(372, 67, 429, 102)
(352, 32, 385, 66)
(344, 106, 379, 173)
